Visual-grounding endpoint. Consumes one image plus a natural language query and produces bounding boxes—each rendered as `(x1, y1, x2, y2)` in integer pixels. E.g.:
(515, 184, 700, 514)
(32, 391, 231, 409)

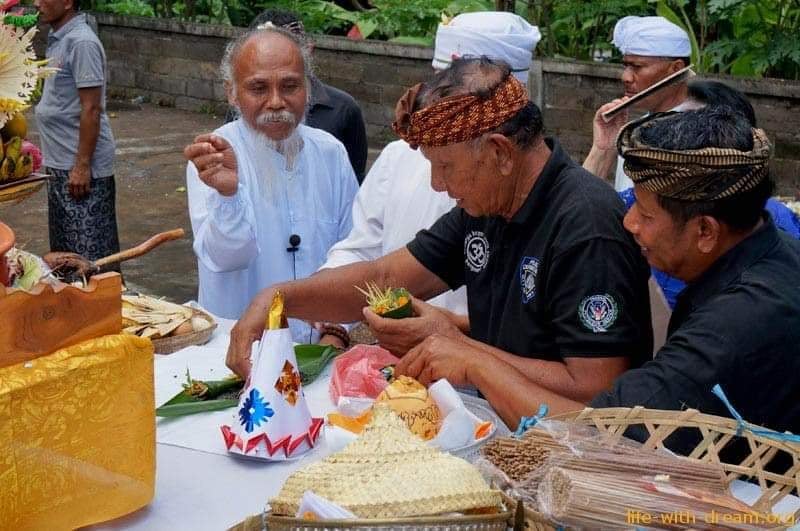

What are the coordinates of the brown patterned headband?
(618, 112, 771, 201)
(392, 74, 529, 149)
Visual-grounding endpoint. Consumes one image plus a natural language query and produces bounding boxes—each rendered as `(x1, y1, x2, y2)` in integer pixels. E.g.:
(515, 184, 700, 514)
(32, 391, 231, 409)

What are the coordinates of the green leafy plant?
(649, 0, 800, 78)
(361, 0, 492, 42)
(89, 0, 156, 17)
(255, 0, 354, 34)
(77, 0, 800, 79)
(703, 0, 800, 79)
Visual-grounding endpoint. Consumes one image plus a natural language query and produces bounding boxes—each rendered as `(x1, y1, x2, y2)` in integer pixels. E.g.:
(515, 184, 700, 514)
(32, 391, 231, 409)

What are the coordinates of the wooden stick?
(95, 228, 185, 267)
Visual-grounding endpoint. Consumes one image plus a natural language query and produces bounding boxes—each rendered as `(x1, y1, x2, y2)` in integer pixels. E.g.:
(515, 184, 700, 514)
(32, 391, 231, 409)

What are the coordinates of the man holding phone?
(583, 16, 691, 190)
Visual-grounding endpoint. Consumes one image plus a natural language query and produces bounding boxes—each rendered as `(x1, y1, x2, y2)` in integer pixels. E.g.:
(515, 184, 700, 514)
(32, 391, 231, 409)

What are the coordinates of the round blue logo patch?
(578, 294, 619, 333)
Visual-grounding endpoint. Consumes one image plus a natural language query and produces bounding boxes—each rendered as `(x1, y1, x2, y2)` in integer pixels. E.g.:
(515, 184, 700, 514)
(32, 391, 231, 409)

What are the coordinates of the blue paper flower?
(238, 388, 274, 433)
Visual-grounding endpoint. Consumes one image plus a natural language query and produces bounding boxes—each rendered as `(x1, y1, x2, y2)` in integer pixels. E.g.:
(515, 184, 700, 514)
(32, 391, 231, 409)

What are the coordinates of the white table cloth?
(89, 318, 800, 530)
(92, 318, 334, 530)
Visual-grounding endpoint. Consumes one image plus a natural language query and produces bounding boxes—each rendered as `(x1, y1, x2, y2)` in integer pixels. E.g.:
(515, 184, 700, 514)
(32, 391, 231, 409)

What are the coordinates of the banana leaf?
(156, 370, 244, 417)
(155, 345, 339, 417)
(156, 398, 239, 417)
(295, 344, 341, 385)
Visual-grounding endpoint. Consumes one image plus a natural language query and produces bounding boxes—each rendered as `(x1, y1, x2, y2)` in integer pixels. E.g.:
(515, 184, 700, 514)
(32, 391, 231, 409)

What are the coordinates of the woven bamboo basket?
(230, 509, 513, 531)
(506, 407, 800, 530)
(150, 308, 217, 354)
(0, 178, 45, 204)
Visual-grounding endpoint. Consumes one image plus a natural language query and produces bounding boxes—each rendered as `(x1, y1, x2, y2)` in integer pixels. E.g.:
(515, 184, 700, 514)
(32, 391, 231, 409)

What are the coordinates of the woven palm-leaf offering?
(357, 281, 412, 319)
(268, 404, 507, 529)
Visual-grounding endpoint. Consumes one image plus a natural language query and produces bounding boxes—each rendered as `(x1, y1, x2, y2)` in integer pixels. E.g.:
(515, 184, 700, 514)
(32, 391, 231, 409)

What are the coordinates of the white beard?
(243, 111, 306, 169)
(241, 112, 306, 200)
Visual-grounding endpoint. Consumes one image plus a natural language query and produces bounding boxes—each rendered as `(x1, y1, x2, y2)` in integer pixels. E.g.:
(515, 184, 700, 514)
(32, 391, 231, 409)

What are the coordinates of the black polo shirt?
(305, 76, 368, 183)
(592, 218, 800, 454)
(407, 138, 653, 366)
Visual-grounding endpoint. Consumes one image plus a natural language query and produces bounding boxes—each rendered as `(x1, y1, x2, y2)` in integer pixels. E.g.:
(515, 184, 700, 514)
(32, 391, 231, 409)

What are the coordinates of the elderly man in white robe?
(184, 25, 358, 342)
(583, 16, 691, 190)
(317, 12, 541, 351)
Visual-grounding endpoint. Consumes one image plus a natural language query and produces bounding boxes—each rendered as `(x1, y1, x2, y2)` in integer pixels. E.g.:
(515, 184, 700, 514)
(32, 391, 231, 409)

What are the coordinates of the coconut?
(376, 376, 441, 440)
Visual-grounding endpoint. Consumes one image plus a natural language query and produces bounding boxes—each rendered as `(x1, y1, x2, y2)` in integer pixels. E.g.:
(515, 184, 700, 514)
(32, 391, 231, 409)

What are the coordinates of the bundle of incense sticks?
(538, 467, 779, 530)
(523, 428, 727, 493)
(481, 435, 551, 482)
(484, 424, 726, 493)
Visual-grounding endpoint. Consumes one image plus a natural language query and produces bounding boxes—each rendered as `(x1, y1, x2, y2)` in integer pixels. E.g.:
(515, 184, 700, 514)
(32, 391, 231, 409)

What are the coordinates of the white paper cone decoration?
(221, 294, 322, 460)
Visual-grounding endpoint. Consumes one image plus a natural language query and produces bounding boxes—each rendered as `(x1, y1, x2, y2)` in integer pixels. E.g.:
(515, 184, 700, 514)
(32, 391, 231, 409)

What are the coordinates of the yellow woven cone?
(270, 404, 501, 518)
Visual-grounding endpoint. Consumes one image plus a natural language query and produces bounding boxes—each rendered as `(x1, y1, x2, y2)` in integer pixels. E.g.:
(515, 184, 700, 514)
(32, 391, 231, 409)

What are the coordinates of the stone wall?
(93, 14, 800, 194)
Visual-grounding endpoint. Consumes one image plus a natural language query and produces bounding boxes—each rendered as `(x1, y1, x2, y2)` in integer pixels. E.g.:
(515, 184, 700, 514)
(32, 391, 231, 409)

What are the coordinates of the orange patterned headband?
(392, 74, 529, 149)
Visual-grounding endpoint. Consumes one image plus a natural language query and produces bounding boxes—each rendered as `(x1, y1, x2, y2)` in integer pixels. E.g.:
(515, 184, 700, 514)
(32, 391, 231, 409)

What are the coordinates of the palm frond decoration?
(0, 22, 55, 127)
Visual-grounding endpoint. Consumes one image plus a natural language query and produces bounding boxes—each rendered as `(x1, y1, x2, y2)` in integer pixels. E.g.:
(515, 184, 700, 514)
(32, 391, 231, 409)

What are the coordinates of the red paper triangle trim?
(221, 425, 235, 449)
(220, 425, 244, 450)
(308, 417, 324, 442)
(246, 433, 266, 454)
(264, 434, 291, 455)
(222, 417, 324, 458)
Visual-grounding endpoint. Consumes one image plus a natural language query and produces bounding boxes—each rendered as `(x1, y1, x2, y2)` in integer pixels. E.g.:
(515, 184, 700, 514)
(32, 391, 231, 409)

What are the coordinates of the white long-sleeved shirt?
(321, 140, 468, 316)
(187, 120, 358, 341)
(614, 155, 634, 191)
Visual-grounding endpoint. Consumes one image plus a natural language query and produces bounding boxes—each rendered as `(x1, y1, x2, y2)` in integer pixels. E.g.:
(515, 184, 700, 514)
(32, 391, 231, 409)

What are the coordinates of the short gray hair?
(221, 23, 314, 92)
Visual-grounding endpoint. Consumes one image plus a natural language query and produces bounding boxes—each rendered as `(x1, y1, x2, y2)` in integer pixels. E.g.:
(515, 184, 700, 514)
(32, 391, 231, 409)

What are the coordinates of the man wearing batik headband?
(485, 108, 800, 450)
(318, 11, 541, 348)
(228, 58, 653, 427)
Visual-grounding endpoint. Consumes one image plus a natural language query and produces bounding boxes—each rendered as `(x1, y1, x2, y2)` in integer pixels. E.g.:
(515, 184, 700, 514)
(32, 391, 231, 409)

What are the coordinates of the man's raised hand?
(592, 98, 630, 151)
(184, 134, 239, 196)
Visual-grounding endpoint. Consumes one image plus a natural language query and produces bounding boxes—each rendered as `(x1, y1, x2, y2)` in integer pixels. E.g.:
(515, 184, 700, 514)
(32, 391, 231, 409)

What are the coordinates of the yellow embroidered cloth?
(0, 334, 155, 529)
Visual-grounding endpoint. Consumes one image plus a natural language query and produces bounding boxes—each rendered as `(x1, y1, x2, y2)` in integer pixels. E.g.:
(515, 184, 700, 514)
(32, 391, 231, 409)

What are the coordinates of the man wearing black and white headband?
(489, 108, 800, 449)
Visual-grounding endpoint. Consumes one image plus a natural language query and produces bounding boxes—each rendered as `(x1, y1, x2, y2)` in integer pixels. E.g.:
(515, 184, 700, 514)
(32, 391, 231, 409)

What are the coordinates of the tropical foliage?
(74, 0, 800, 79)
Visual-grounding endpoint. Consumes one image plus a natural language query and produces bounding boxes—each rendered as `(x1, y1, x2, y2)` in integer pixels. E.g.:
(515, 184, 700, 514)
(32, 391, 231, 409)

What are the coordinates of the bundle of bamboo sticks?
(538, 466, 779, 530)
(481, 436, 551, 482)
(483, 424, 726, 491)
(482, 423, 781, 529)
(519, 427, 728, 493)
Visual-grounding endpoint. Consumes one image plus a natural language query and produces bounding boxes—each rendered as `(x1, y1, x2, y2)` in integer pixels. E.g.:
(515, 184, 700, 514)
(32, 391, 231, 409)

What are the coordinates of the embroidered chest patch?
(519, 256, 540, 303)
(578, 294, 619, 333)
(464, 231, 490, 273)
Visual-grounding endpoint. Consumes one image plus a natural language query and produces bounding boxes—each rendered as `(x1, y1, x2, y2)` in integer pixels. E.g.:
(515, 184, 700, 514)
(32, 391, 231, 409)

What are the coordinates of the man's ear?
(225, 81, 237, 108)
(486, 133, 516, 177)
(668, 58, 686, 74)
(696, 215, 721, 254)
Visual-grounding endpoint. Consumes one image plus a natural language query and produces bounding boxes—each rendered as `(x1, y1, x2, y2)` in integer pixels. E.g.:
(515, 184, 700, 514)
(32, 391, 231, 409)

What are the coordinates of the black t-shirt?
(592, 218, 800, 455)
(407, 138, 653, 366)
(305, 77, 368, 184)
